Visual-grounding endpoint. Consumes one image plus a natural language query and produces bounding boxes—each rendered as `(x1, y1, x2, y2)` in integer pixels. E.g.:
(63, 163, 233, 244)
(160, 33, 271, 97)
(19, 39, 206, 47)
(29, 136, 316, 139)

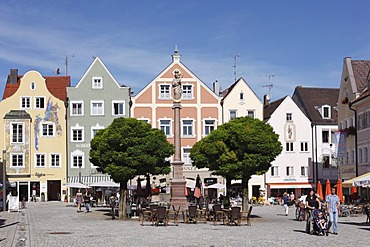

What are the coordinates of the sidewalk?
(0, 209, 20, 247)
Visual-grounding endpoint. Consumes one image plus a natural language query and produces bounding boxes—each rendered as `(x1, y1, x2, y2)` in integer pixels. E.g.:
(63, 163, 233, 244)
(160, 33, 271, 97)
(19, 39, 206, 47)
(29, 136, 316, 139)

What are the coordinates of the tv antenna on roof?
(232, 54, 240, 82)
(262, 74, 274, 100)
(65, 54, 75, 76)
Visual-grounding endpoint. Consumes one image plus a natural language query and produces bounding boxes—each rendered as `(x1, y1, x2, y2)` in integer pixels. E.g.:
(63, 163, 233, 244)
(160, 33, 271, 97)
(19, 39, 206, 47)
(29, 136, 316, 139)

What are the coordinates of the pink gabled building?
(132, 49, 222, 195)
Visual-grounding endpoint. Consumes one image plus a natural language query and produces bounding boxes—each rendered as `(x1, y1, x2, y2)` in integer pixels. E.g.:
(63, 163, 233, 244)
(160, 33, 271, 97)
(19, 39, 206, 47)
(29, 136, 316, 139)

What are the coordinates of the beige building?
(0, 69, 69, 202)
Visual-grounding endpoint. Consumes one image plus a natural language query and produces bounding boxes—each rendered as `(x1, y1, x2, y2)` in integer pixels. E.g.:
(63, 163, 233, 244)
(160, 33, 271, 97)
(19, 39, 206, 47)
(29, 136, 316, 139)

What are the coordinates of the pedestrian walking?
(326, 188, 340, 235)
(75, 189, 83, 212)
(290, 192, 295, 202)
(32, 183, 37, 202)
(282, 192, 289, 216)
(84, 188, 91, 213)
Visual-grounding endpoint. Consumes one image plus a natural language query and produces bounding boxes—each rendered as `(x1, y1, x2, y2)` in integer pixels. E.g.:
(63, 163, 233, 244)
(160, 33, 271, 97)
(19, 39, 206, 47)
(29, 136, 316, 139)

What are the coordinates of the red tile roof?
(351, 60, 370, 92)
(2, 74, 70, 102)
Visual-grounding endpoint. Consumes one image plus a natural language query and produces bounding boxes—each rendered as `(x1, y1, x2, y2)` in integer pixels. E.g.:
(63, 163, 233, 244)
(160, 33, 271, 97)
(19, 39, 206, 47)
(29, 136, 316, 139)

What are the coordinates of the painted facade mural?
(34, 97, 62, 150)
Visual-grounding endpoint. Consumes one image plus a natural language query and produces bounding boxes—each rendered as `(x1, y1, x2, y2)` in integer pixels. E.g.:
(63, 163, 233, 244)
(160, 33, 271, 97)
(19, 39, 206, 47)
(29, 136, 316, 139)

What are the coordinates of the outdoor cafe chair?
(228, 206, 241, 226)
(212, 204, 226, 225)
(155, 206, 169, 226)
(183, 205, 198, 224)
(241, 206, 253, 226)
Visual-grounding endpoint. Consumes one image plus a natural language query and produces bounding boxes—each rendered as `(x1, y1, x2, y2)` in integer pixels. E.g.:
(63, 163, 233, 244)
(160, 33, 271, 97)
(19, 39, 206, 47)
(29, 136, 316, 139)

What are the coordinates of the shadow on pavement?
(358, 228, 370, 231)
(0, 221, 19, 229)
(293, 229, 308, 234)
(339, 221, 369, 227)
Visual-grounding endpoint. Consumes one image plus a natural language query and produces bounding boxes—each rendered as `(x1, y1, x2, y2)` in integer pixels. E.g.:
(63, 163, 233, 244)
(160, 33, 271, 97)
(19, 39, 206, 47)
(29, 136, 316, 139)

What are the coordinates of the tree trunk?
(225, 175, 232, 198)
(119, 181, 128, 220)
(241, 176, 250, 212)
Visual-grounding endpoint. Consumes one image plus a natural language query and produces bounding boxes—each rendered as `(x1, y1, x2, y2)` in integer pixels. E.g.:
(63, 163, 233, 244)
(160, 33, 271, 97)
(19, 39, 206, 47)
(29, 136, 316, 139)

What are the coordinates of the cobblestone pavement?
(1, 202, 369, 247)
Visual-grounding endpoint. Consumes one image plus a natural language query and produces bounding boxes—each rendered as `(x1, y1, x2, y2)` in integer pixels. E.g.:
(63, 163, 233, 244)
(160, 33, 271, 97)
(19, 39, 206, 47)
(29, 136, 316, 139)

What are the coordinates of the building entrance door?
(47, 180, 61, 201)
(19, 183, 29, 201)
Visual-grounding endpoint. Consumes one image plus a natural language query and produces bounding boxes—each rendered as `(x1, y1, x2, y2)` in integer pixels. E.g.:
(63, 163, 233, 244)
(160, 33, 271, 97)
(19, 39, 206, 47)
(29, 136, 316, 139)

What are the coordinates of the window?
(11, 154, 24, 167)
(323, 106, 330, 118)
(71, 102, 83, 116)
(367, 112, 370, 128)
(72, 155, 83, 168)
(92, 77, 103, 89)
(71, 127, 84, 142)
(30, 82, 36, 90)
(91, 126, 105, 139)
(301, 166, 308, 176)
(112, 101, 125, 116)
(247, 110, 255, 118)
(91, 101, 104, 115)
(300, 142, 308, 152)
(286, 166, 294, 176)
(229, 110, 237, 120)
(182, 85, 193, 99)
(159, 85, 170, 99)
(182, 120, 194, 136)
(365, 147, 368, 163)
(286, 113, 292, 121)
(204, 120, 215, 135)
(41, 123, 54, 137)
(35, 97, 45, 109)
(271, 166, 279, 176)
(323, 156, 330, 168)
(21, 97, 31, 109)
(159, 119, 171, 136)
(352, 150, 355, 163)
(35, 154, 46, 167)
(240, 92, 244, 100)
(286, 142, 294, 152)
(182, 148, 192, 165)
(322, 131, 329, 143)
(11, 123, 24, 143)
(358, 114, 364, 130)
(359, 148, 363, 163)
(50, 154, 60, 167)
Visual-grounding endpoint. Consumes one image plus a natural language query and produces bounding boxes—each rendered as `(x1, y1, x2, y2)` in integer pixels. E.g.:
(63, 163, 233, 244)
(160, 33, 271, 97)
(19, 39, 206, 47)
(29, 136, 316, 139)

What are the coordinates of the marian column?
(170, 68, 188, 208)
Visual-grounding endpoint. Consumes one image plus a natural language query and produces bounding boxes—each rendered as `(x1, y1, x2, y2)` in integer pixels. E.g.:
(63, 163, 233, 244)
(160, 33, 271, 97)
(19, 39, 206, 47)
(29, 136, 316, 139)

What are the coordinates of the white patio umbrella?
(206, 183, 226, 189)
(90, 181, 120, 187)
(353, 174, 370, 187)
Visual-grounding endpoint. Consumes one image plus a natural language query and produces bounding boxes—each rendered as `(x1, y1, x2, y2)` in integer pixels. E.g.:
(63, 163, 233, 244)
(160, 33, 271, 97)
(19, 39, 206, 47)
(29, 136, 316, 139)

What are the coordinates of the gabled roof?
(2, 74, 70, 102)
(351, 60, 370, 92)
(74, 57, 125, 89)
(221, 77, 261, 103)
(263, 96, 287, 121)
(292, 86, 339, 125)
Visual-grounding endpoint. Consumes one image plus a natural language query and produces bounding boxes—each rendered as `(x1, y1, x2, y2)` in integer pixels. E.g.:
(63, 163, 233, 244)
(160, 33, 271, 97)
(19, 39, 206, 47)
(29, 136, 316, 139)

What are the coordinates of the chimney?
(213, 80, 221, 96)
(8, 69, 18, 84)
(263, 94, 270, 106)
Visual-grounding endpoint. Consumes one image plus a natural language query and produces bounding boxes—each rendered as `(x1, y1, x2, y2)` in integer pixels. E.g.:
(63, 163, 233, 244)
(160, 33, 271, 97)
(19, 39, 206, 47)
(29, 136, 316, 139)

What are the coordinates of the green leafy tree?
(90, 118, 174, 219)
(190, 117, 282, 210)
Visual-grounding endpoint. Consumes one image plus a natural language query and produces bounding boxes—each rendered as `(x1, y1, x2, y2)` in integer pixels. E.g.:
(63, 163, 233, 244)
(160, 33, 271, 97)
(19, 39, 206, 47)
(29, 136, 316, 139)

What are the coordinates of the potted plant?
(64, 195, 68, 202)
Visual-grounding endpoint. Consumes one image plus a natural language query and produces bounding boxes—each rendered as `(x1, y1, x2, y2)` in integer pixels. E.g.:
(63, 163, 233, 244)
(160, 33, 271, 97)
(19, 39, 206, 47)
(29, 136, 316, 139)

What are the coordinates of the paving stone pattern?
(1, 202, 369, 247)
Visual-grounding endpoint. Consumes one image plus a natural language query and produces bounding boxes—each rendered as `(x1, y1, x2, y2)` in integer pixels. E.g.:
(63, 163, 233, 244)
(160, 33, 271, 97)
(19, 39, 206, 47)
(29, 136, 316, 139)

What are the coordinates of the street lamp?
(2, 150, 6, 212)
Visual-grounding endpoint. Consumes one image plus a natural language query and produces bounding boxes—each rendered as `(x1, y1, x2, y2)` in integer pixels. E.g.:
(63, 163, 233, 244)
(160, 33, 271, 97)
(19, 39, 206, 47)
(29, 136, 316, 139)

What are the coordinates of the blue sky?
(1, 0, 370, 101)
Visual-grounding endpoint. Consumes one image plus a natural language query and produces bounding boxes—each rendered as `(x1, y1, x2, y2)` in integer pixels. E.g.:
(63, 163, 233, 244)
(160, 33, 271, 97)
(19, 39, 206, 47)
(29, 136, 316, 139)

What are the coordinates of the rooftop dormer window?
(322, 105, 331, 119)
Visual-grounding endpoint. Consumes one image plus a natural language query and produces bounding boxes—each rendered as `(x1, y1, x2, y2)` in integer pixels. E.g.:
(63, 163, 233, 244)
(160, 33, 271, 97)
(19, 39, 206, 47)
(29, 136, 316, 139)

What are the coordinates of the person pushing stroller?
(312, 209, 328, 236)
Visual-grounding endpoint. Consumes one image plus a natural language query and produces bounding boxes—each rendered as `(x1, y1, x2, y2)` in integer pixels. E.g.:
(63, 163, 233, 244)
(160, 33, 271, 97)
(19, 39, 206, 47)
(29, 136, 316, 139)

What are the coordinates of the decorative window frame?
(71, 149, 85, 168)
(158, 118, 173, 137)
(112, 100, 126, 116)
(34, 96, 46, 110)
(158, 84, 171, 100)
(34, 153, 46, 168)
(70, 101, 84, 116)
(50, 153, 61, 168)
(92, 76, 103, 89)
(271, 166, 279, 177)
(41, 122, 55, 137)
(91, 124, 105, 140)
(90, 100, 104, 116)
(182, 84, 194, 100)
(10, 153, 25, 168)
(71, 124, 84, 143)
(20, 96, 31, 109)
(229, 110, 237, 120)
(203, 118, 216, 137)
(181, 118, 196, 138)
(10, 122, 25, 144)
(322, 105, 331, 119)
(247, 110, 255, 118)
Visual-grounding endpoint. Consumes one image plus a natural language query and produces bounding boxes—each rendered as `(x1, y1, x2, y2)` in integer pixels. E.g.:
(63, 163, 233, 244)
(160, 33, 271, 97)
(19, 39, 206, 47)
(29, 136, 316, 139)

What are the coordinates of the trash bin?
(41, 192, 45, 202)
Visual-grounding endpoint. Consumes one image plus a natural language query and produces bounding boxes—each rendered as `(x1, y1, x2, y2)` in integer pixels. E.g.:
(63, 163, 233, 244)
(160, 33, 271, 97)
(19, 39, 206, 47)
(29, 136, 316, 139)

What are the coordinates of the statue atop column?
(172, 70, 182, 102)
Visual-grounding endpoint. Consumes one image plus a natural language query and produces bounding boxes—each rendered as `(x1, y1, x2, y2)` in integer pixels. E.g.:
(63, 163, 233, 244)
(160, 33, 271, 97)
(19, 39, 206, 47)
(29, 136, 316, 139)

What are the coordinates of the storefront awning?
(68, 175, 113, 186)
(342, 172, 370, 187)
(268, 183, 313, 189)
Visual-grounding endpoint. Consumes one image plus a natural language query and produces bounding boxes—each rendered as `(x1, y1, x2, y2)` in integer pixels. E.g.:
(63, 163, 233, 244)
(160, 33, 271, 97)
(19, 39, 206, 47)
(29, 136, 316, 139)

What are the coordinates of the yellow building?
(0, 69, 70, 201)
